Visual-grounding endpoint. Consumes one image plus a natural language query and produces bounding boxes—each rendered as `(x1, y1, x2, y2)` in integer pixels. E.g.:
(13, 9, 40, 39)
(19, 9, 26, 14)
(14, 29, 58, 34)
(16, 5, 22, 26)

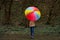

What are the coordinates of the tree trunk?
(46, 0, 57, 25)
(4, 0, 13, 25)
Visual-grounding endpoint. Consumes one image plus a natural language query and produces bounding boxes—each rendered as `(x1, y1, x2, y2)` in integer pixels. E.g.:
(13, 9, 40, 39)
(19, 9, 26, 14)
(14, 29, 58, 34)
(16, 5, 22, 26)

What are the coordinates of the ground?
(0, 25, 60, 40)
(0, 34, 60, 40)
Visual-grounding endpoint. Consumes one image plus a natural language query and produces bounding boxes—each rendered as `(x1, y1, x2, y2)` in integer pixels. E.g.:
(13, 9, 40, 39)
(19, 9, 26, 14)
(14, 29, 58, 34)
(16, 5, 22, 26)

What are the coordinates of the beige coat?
(29, 21, 35, 27)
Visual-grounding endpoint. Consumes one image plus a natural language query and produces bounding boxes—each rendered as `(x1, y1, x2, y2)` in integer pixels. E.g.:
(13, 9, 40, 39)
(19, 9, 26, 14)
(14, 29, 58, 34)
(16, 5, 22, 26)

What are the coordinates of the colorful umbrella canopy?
(25, 6, 41, 21)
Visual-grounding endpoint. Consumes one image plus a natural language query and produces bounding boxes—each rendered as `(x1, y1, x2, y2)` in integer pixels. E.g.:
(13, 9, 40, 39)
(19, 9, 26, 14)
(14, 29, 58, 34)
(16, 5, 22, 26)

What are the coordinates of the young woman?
(29, 21, 35, 39)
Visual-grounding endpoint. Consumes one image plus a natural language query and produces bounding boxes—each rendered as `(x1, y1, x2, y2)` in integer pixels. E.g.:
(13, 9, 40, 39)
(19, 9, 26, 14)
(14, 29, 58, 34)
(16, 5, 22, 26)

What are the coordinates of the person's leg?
(30, 27, 34, 39)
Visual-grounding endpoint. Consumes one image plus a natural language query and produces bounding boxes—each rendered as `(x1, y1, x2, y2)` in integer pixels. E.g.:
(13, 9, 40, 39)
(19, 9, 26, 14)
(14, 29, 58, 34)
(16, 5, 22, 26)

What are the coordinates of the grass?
(0, 25, 60, 34)
(0, 25, 60, 40)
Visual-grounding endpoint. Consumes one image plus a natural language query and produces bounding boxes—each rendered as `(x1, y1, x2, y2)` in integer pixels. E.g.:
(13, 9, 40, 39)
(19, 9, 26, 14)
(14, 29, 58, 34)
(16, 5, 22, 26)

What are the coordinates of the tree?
(46, 0, 58, 26)
(3, 0, 13, 25)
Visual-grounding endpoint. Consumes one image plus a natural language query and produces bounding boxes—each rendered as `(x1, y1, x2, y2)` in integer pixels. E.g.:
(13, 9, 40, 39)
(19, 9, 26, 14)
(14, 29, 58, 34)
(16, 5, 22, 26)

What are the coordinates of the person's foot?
(31, 36, 34, 39)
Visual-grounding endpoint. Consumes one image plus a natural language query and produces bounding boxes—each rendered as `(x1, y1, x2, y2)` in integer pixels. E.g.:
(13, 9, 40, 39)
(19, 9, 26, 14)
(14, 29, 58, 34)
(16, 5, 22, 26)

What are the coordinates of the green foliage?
(0, 25, 60, 35)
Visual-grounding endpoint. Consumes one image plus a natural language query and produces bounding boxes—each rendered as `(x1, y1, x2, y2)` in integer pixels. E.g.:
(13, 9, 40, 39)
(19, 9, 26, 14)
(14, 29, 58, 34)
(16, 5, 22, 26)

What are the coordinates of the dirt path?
(0, 33, 60, 40)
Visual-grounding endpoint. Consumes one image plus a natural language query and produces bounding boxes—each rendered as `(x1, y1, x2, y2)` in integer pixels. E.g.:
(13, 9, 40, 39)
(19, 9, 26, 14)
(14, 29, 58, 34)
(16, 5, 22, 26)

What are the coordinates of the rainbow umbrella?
(25, 6, 41, 21)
